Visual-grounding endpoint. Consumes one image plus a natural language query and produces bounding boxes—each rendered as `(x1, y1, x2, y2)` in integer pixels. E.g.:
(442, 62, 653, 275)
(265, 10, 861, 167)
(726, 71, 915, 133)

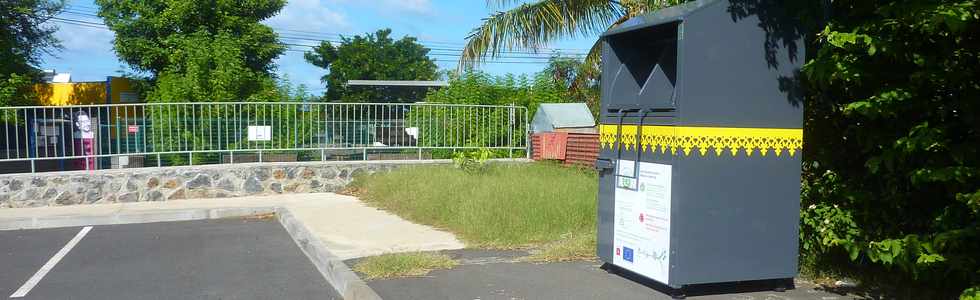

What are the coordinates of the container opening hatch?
(605, 22, 678, 111)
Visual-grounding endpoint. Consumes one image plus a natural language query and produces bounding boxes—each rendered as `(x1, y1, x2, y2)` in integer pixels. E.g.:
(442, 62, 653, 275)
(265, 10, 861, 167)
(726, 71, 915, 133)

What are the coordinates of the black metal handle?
(627, 108, 656, 180)
(595, 158, 615, 171)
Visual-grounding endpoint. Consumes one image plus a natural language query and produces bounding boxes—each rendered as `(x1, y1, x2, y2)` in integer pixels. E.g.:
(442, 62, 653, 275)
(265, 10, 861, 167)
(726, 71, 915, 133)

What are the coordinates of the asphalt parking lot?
(352, 250, 859, 300)
(0, 218, 340, 300)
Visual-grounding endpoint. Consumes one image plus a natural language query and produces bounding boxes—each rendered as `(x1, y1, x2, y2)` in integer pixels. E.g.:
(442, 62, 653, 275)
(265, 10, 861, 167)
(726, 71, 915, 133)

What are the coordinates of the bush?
(0, 73, 35, 107)
(451, 148, 492, 173)
(800, 1, 980, 297)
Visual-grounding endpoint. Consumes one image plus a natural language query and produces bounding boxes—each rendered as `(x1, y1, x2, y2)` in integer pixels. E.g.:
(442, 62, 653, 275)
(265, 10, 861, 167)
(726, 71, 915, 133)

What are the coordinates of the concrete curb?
(277, 208, 383, 300)
(0, 206, 383, 300)
(0, 207, 278, 231)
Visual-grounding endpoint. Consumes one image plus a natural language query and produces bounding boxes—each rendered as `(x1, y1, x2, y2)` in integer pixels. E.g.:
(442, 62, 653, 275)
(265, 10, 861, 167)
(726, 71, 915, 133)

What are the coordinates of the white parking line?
(9, 226, 93, 298)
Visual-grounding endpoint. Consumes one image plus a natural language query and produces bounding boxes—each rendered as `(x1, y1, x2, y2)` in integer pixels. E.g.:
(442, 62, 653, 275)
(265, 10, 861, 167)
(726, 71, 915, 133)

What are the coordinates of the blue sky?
(42, 0, 600, 91)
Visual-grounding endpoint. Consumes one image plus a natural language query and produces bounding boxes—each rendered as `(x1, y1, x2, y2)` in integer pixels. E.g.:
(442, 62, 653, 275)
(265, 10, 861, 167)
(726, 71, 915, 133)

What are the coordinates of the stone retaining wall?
(0, 160, 448, 208)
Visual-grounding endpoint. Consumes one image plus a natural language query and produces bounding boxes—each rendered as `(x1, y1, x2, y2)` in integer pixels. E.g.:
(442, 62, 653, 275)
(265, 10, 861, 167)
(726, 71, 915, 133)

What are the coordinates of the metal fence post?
(524, 106, 530, 159)
(508, 104, 515, 159)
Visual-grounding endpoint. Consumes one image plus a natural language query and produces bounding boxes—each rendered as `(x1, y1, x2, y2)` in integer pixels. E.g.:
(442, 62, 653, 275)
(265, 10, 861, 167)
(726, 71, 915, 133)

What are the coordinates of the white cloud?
(41, 16, 124, 81)
(53, 18, 115, 54)
(265, 0, 351, 34)
(266, 0, 348, 90)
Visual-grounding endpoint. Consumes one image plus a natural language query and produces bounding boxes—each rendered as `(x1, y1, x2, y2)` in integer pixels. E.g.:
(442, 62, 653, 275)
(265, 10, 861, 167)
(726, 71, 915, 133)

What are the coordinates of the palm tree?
(460, 0, 687, 86)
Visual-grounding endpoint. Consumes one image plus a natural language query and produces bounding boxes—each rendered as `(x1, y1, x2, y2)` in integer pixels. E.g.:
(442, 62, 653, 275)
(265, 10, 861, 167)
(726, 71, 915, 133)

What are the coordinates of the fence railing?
(0, 102, 529, 173)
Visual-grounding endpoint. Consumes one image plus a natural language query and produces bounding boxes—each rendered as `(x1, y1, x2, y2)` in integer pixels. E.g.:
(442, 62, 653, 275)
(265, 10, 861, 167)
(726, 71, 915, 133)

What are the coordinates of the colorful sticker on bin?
(623, 247, 634, 262)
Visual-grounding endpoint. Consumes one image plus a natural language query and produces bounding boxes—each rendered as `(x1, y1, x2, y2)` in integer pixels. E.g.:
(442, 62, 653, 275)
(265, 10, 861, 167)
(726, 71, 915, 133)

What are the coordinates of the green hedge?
(799, 1, 979, 298)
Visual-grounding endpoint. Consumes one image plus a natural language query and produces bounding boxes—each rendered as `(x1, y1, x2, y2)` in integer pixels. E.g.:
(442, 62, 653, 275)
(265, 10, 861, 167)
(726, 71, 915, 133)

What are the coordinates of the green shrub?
(451, 148, 492, 173)
(800, 1, 980, 297)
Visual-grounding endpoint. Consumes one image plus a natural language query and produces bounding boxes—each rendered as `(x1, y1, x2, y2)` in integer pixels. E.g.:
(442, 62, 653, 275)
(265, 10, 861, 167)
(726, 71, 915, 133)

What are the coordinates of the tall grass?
(351, 162, 598, 249)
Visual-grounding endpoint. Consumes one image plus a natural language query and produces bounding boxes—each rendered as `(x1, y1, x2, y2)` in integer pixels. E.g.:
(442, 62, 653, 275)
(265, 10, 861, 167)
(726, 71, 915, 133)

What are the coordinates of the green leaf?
(956, 190, 980, 214)
(962, 287, 980, 300)
(843, 101, 871, 115)
(879, 252, 893, 264)
(848, 244, 861, 261)
(915, 253, 945, 264)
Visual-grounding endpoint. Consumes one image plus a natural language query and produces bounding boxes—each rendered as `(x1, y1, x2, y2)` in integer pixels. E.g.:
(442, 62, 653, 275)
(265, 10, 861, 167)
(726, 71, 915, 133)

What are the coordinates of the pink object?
(73, 111, 96, 171)
(74, 138, 95, 170)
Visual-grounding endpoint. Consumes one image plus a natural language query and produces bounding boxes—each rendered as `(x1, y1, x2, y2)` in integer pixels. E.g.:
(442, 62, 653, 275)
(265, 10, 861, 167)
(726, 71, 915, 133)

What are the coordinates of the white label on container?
(613, 160, 672, 284)
(247, 126, 272, 141)
(616, 160, 637, 189)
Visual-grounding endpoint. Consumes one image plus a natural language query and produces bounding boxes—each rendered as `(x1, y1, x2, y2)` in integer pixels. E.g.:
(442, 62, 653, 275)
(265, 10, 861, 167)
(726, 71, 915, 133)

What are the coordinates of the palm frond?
(569, 11, 635, 93)
(460, 0, 622, 70)
(484, 0, 525, 11)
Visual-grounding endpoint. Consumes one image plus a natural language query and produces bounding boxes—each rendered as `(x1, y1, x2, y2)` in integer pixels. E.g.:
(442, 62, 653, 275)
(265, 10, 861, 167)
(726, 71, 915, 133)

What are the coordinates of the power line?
(53, 21, 553, 65)
(282, 49, 549, 64)
(52, 17, 104, 27)
(286, 50, 577, 61)
(55, 11, 586, 56)
(283, 42, 582, 59)
(55, 6, 568, 68)
(52, 19, 107, 30)
(51, 16, 580, 65)
(280, 37, 584, 56)
(57, 7, 592, 54)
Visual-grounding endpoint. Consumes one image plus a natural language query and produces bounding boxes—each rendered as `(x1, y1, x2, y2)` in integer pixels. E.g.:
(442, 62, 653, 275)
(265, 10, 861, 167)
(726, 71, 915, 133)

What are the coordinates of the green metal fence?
(0, 102, 529, 173)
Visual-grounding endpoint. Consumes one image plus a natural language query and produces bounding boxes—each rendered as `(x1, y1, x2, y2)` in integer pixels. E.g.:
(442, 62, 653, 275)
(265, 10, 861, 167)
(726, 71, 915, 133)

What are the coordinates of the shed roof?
(537, 103, 595, 128)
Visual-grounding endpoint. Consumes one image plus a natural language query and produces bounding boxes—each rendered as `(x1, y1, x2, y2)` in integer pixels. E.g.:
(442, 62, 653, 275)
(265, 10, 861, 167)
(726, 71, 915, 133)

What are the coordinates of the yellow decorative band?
(599, 124, 803, 157)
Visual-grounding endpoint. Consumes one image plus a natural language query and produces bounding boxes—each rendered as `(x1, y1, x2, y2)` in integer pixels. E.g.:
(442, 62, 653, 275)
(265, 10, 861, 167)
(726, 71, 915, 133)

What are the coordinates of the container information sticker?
(616, 160, 638, 189)
(613, 160, 671, 284)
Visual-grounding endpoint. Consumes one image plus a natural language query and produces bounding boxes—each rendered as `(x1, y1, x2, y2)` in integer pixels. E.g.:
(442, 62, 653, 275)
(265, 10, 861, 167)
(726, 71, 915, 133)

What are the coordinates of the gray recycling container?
(594, 0, 805, 290)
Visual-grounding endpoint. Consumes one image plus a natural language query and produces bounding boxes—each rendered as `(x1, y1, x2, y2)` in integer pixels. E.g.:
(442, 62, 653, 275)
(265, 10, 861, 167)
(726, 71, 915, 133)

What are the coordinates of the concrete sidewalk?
(0, 193, 465, 260)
